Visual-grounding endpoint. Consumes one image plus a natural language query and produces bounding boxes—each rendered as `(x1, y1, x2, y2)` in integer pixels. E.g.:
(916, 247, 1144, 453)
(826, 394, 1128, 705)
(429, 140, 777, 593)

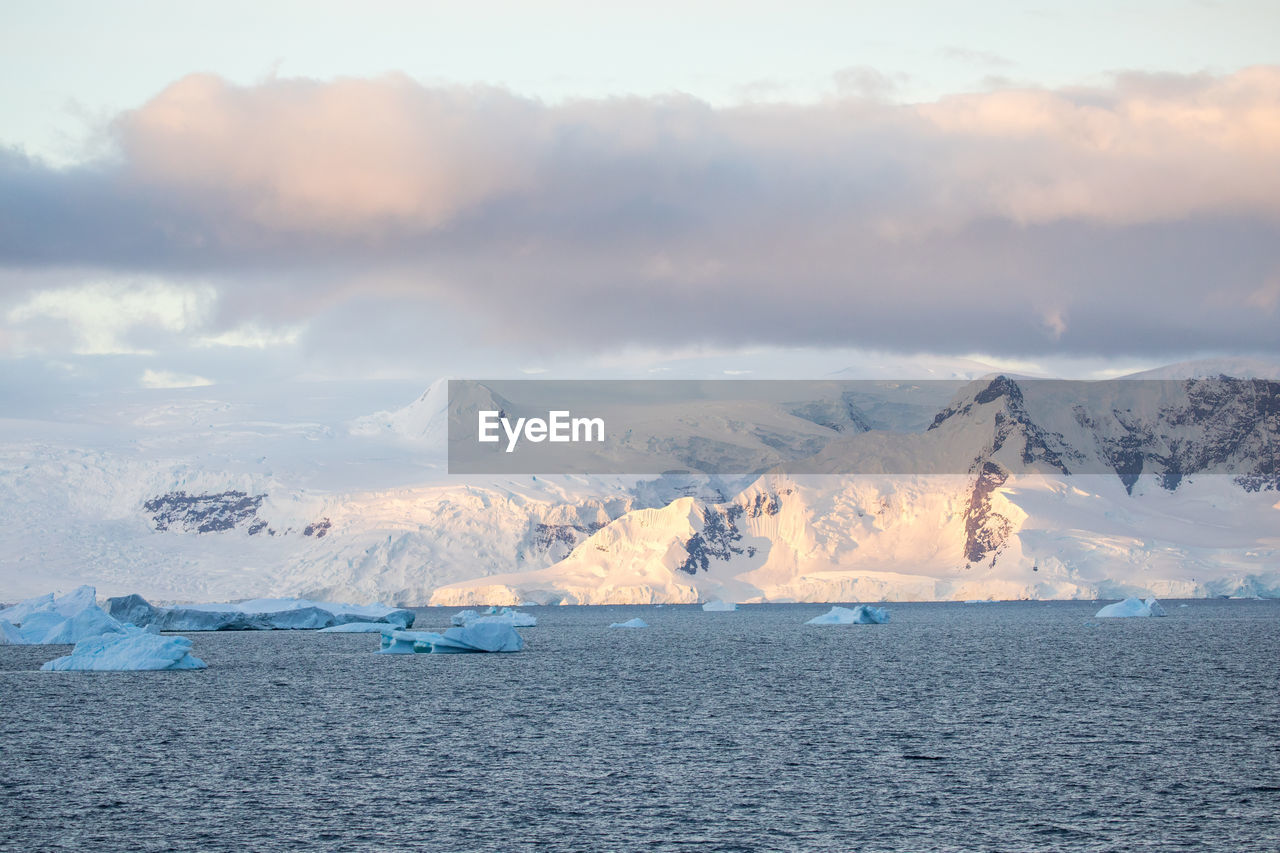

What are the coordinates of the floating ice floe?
(609, 618, 649, 628)
(105, 594, 415, 631)
(40, 625, 206, 671)
(1094, 597, 1168, 618)
(378, 621, 525, 654)
(702, 601, 737, 612)
(0, 586, 131, 645)
(805, 605, 891, 625)
(318, 622, 393, 633)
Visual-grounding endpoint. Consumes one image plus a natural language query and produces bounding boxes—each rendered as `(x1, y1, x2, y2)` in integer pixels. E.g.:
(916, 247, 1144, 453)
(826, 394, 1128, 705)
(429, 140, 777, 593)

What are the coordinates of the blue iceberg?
(609, 618, 649, 628)
(1, 619, 27, 645)
(1095, 597, 1168, 618)
(805, 605, 890, 625)
(40, 626, 206, 671)
(453, 607, 537, 627)
(0, 585, 130, 645)
(378, 621, 525, 654)
(106, 594, 415, 631)
(702, 601, 737, 612)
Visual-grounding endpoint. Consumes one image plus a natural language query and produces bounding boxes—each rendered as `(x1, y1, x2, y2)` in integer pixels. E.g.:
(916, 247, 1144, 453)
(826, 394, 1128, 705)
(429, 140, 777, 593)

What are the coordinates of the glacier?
(105, 595, 415, 631)
(40, 626, 206, 671)
(1095, 597, 1168, 618)
(805, 605, 891, 625)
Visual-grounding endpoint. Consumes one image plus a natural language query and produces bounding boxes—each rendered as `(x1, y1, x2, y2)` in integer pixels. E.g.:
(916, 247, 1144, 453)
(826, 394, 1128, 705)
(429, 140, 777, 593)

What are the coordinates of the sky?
(2, 0, 1279, 403)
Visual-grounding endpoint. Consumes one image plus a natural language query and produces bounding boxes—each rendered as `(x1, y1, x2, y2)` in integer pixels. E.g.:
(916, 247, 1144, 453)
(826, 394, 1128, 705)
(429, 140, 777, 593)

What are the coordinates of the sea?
(2, 600, 1278, 852)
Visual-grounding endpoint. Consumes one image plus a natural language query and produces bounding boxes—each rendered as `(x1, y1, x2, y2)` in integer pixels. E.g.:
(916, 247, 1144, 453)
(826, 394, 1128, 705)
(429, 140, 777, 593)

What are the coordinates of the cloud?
(196, 322, 302, 349)
(140, 368, 214, 389)
(5, 279, 215, 355)
(1, 67, 1279, 362)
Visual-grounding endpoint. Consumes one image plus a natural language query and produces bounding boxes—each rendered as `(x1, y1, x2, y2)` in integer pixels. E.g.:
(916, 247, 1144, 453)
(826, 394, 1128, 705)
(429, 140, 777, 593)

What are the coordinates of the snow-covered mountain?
(1, 363, 1277, 604)
(431, 375, 1280, 605)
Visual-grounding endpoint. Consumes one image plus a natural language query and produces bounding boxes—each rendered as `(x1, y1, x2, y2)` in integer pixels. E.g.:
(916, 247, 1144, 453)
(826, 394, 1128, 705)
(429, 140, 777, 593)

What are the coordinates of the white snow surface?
(805, 605, 891, 625)
(1095, 597, 1169, 618)
(40, 625, 206, 671)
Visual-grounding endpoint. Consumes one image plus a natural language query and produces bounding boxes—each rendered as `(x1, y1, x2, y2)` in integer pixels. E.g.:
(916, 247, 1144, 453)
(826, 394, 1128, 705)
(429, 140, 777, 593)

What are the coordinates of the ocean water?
(2, 600, 1278, 852)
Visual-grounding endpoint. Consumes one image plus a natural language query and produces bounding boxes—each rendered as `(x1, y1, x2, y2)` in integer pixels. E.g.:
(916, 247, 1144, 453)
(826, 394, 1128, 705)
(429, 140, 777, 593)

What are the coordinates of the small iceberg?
(451, 607, 537, 628)
(105, 594, 415, 631)
(805, 605, 890, 625)
(702, 601, 737, 612)
(378, 621, 524, 654)
(40, 626, 206, 671)
(1095, 597, 1168, 618)
(451, 609, 480, 626)
(318, 622, 392, 633)
(609, 618, 649, 628)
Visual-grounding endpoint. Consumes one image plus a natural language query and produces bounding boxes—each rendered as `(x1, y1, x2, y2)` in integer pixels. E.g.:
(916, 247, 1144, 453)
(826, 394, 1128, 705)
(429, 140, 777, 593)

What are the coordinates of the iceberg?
(702, 601, 737, 612)
(18, 605, 127, 645)
(432, 622, 525, 653)
(105, 594, 415, 631)
(451, 609, 480, 626)
(0, 585, 98, 625)
(378, 629, 438, 654)
(1095, 597, 1168, 618)
(0, 586, 131, 645)
(453, 607, 537, 628)
(318, 622, 393, 633)
(40, 626, 206, 671)
(805, 605, 891, 625)
(1, 619, 27, 645)
(609, 618, 649, 628)
(377, 621, 524, 654)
